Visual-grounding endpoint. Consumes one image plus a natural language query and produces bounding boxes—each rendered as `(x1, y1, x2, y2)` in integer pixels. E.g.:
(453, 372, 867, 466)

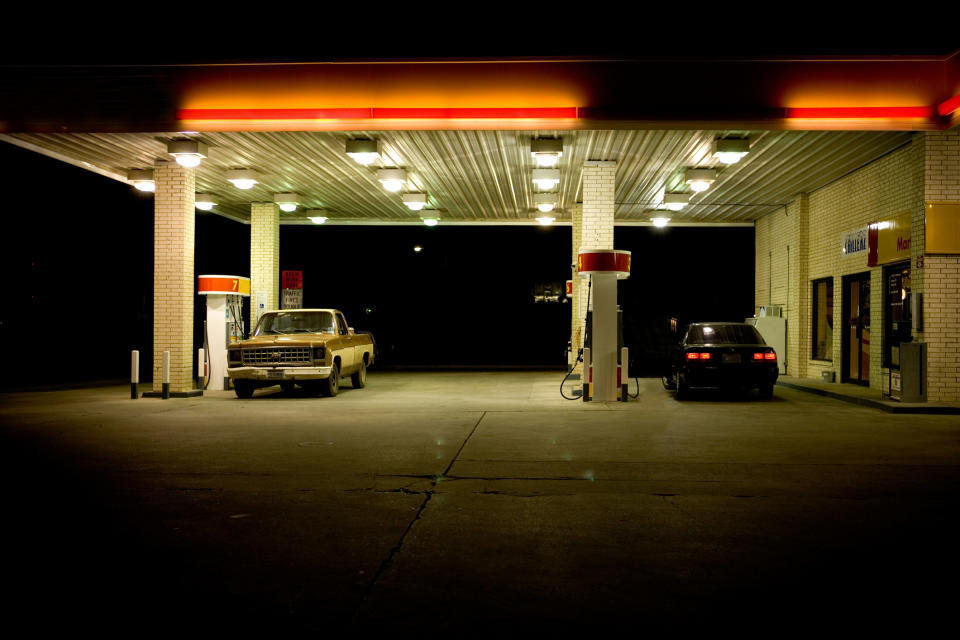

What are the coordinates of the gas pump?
(198, 275, 251, 390)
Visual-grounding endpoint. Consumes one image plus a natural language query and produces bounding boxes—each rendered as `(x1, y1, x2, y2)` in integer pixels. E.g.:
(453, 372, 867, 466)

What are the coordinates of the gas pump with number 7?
(198, 275, 250, 391)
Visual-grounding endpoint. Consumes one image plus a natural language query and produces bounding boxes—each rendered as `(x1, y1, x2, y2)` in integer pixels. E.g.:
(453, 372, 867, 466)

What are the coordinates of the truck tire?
(280, 381, 295, 392)
(321, 364, 339, 397)
(351, 361, 367, 388)
(234, 381, 254, 399)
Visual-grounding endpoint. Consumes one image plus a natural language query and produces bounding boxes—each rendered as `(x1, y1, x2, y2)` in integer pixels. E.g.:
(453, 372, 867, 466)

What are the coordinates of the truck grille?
(242, 347, 313, 366)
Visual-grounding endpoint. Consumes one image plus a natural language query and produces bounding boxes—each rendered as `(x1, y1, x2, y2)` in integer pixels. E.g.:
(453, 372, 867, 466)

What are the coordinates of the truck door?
(336, 313, 355, 372)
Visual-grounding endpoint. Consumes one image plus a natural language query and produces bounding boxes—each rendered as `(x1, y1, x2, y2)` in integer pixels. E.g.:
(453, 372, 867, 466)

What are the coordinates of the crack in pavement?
(352, 411, 486, 623)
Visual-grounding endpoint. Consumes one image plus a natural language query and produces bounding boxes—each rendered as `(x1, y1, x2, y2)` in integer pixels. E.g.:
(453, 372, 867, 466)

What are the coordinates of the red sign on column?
(282, 271, 303, 289)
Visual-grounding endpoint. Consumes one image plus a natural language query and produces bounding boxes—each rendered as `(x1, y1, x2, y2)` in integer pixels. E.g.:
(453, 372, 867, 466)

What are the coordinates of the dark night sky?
(0, 141, 755, 387)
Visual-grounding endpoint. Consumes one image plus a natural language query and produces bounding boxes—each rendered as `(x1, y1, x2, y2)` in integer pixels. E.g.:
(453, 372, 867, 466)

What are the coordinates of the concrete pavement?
(1, 371, 958, 635)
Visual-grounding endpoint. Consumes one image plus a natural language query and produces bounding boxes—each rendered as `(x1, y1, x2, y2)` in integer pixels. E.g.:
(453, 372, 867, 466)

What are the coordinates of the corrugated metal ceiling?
(0, 129, 913, 224)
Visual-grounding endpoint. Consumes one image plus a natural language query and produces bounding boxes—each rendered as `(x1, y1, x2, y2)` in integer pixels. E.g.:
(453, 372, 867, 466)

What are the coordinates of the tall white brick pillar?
(250, 202, 280, 332)
(570, 203, 583, 372)
(574, 161, 617, 379)
(152, 163, 197, 394)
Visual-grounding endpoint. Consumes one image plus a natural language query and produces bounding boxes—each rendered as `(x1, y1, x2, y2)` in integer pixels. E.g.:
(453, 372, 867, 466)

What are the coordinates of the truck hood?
(233, 334, 334, 348)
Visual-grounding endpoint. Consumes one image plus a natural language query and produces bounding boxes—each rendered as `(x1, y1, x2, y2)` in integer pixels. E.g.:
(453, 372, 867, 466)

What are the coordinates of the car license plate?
(267, 370, 284, 379)
(722, 354, 741, 363)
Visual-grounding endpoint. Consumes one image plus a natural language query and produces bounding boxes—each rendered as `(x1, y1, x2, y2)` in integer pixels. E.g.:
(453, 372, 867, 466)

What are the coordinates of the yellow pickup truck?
(227, 309, 375, 398)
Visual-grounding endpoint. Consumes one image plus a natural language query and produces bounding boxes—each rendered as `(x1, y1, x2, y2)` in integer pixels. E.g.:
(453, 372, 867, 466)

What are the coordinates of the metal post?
(197, 348, 205, 391)
(223, 348, 231, 390)
(162, 350, 171, 400)
(582, 347, 591, 402)
(620, 347, 629, 402)
(131, 350, 139, 399)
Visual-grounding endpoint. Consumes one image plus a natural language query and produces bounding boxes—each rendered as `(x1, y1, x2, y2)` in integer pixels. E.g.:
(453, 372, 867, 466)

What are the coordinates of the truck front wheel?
(321, 364, 339, 397)
(234, 380, 254, 399)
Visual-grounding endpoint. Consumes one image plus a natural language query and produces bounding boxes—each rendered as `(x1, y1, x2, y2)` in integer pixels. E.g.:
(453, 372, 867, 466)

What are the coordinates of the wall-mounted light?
(713, 138, 750, 164)
(226, 169, 260, 190)
(650, 217, 671, 227)
(274, 192, 300, 213)
(306, 209, 329, 224)
(685, 168, 716, 192)
(531, 137, 563, 168)
(532, 168, 560, 190)
(421, 216, 439, 227)
(195, 193, 216, 210)
(534, 193, 557, 213)
(346, 138, 381, 165)
(663, 192, 690, 211)
(167, 139, 208, 168)
(403, 193, 428, 211)
(127, 168, 155, 192)
(378, 168, 406, 192)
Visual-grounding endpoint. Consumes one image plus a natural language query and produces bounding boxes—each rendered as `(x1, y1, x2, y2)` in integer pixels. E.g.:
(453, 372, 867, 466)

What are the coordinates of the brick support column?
(921, 130, 960, 402)
(574, 161, 617, 378)
(250, 202, 280, 331)
(788, 194, 810, 378)
(570, 204, 583, 372)
(152, 163, 195, 393)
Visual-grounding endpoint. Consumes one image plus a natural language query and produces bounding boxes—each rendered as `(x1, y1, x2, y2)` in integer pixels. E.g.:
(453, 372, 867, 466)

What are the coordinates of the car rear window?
(687, 324, 765, 345)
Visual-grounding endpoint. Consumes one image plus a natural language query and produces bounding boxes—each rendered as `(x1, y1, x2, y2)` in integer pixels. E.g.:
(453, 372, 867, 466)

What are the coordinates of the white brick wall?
(152, 164, 195, 392)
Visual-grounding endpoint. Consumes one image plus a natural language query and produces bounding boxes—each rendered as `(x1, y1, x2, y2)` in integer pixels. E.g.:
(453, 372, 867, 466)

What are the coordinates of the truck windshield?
(254, 311, 336, 335)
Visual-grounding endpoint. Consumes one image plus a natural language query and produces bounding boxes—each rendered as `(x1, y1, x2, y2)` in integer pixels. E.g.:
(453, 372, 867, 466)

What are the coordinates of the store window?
(812, 278, 833, 361)
(884, 263, 912, 368)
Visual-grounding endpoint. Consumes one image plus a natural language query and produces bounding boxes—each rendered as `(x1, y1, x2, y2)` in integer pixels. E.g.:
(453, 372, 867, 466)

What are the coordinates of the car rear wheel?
(351, 361, 367, 388)
(759, 383, 774, 399)
(675, 376, 688, 400)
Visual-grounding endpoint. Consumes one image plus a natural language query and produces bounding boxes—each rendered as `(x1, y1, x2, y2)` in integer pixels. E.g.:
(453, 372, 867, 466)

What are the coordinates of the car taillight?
(686, 352, 711, 360)
(753, 352, 764, 361)
(754, 351, 777, 361)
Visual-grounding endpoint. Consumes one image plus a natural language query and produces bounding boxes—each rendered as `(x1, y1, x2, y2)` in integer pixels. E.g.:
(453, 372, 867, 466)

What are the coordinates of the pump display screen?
(254, 311, 336, 335)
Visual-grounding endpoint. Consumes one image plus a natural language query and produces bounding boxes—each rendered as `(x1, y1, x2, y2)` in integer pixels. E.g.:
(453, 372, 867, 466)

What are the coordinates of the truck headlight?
(229, 349, 242, 364)
(312, 346, 325, 361)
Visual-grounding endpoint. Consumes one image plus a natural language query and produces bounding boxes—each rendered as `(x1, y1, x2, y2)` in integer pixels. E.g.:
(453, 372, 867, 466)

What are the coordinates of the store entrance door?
(842, 273, 871, 385)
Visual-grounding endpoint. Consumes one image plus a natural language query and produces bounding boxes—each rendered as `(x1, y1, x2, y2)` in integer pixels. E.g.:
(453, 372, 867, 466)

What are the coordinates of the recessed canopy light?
(532, 168, 560, 190)
(226, 168, 260, 190)
(413, 245, 423, 252)
(421, 216, 439, 227)
(346, 138, 380, 165)
(403, 193, 428, 211)
(195, 193, 216, 210)
(167, 139, 208, 168)
(378, 168, 406, 192)
(127, 168, 155, 192)
(536, 216, 556, 225)
(685, 168, 716, 193)
(534, 192, 556, 213)
(274, 192, 300, 213)
(713, 138, 750, 164)
(531, 137, 563, 168)
(663, 192, 690, 211)
(306, 209, 329, 224)
(650, 217, 670, 227)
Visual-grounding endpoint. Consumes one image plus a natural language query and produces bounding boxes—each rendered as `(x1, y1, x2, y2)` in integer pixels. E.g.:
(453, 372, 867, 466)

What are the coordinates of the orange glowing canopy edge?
(785, 106, 934, 119)
(178, 107, 579, 120)
(937, 94, 960, 117)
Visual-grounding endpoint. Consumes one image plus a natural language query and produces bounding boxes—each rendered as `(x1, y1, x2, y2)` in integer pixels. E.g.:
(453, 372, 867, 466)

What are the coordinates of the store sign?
(841, 228, 868, 257)
(868, 211, 912, 266)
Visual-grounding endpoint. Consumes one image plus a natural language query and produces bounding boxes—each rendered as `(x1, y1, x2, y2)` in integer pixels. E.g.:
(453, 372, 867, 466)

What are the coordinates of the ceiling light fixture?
(534, 193, 557, 213)
(127, 168, 155, 192)
(650, 217, 670, 227)
(536, 216, 556, 226)
(378, 168, 406, 192)
(306, 209, 329, 224)
(532, 168, 560, 190)
(403, 193, 428, 211)
(663, 192, 690, 211)
(167, 139, 208, 168)
(713, 138, 750, 164)
(226, 169, 260, 190)
(531, 137, 563, 168)
(421, 216, 439, 227)
(685, 168, 716, 193)
(346, 138, 381, 165)
(195, 193, 216, 210)
(274, 192, 300, 213)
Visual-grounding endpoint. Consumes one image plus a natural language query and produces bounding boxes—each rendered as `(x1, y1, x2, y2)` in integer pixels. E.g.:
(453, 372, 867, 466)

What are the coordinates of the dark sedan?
(668, 322, 779, 399)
